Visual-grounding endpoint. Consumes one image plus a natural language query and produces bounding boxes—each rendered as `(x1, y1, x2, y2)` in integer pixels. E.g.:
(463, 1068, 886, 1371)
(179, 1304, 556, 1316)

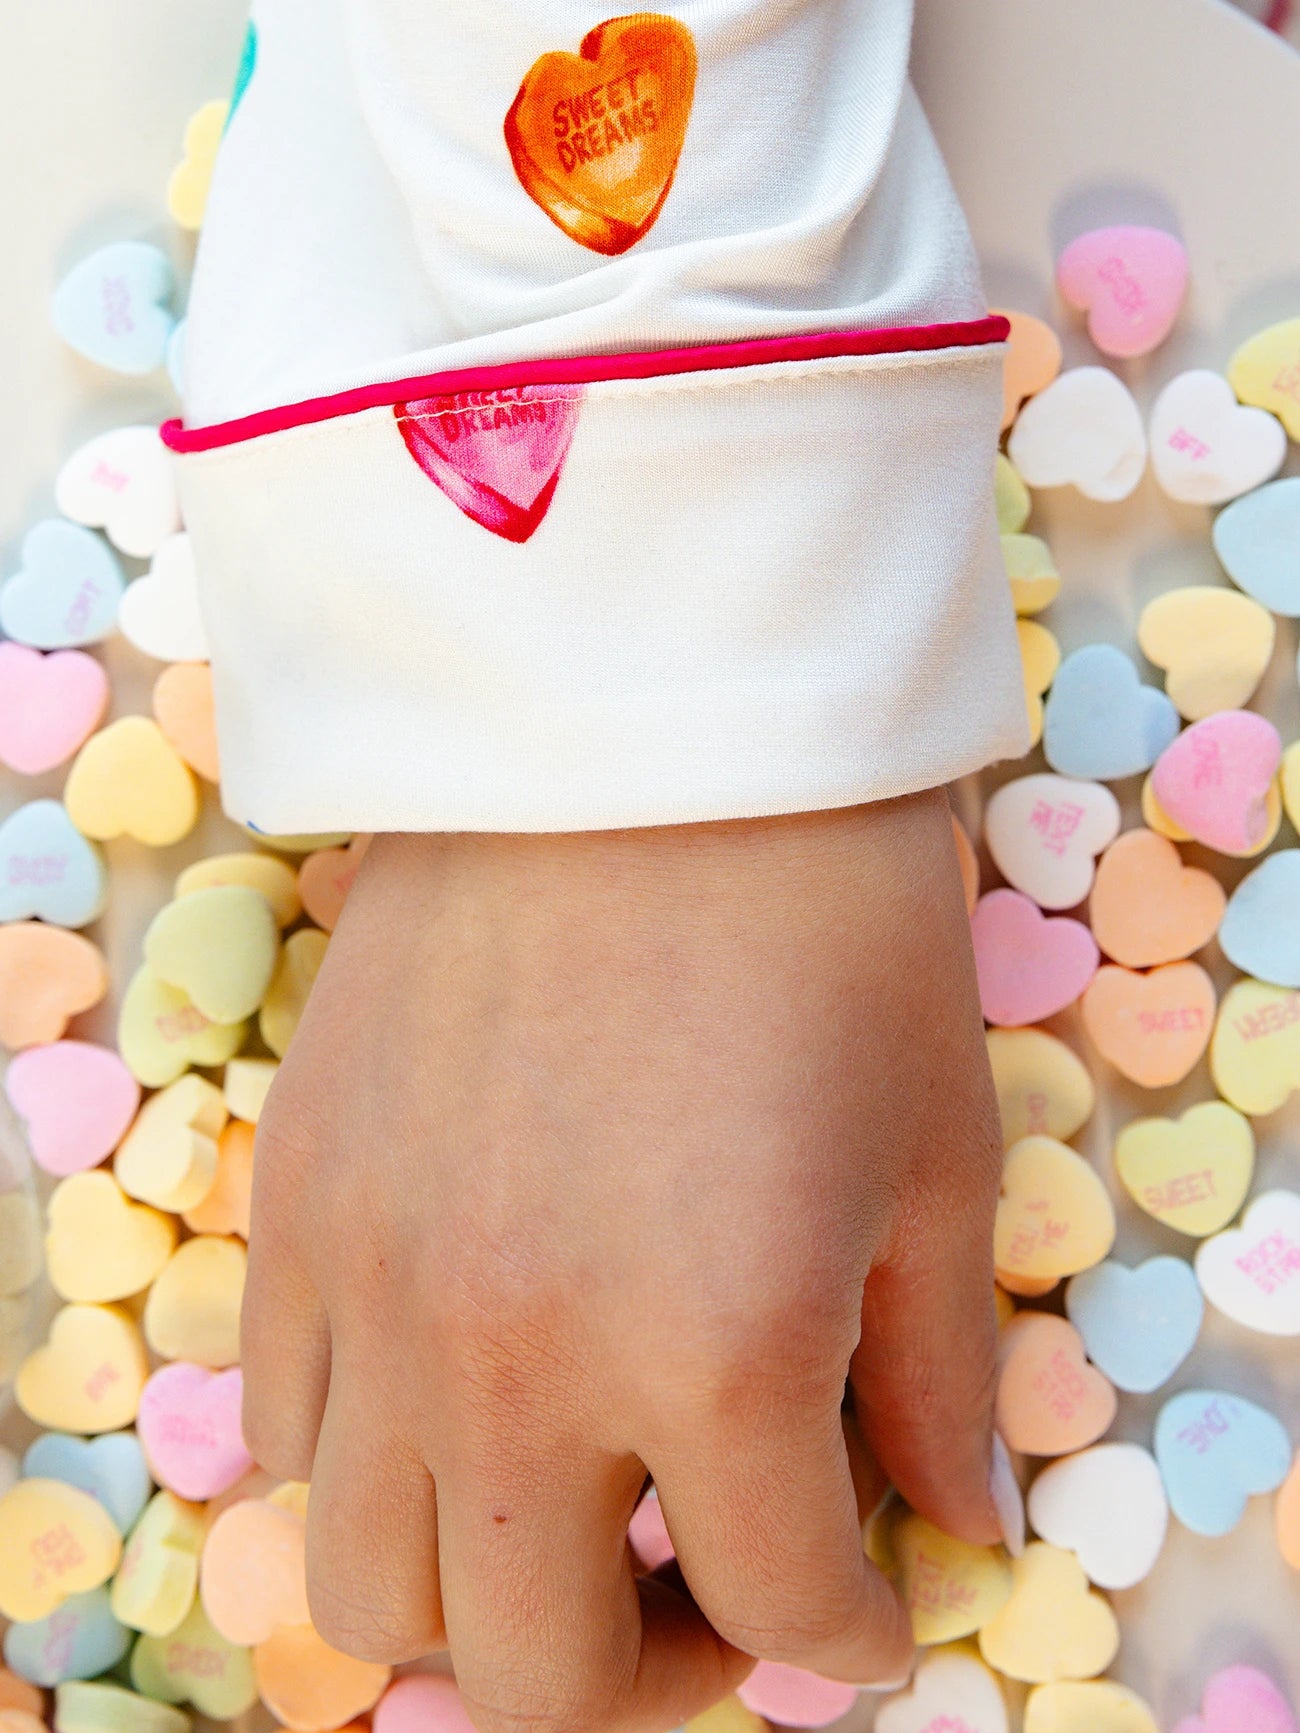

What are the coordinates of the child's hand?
(243, 792, 1007, 1733)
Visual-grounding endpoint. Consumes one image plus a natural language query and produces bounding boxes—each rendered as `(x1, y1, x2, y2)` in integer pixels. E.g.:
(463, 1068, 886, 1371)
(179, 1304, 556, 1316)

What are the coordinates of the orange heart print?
(505, 14, 698, 256)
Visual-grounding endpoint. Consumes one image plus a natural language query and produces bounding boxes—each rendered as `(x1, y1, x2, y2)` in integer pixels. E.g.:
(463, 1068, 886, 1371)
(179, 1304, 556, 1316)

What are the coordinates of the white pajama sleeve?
(169, 0, 1028, 834)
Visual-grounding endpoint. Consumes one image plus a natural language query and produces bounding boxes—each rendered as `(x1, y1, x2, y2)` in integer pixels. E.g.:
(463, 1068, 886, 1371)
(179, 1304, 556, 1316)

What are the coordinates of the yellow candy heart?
(1006, 536, 1061, 617)
(0, 1192, 43, 1298)
(223, 1056, 278, 1124)
(996, 454, 1031, 535)
(1211, 978, 1300, 1115)
(1141, 774, 1191, 842)
(239, 827, 352, 854)
(1137, 587, 1275, 721)
(131, 1595, 258, 1719)
(267, 1480, 311, 1520)
(0, 1478, 122, 1621)
(118, 964, 246, 1089)
(1019, 619, 1060, 746)
(1113, 1101, 1254, 1237)
(65, 718, 198, 848)
(143, 1235, 246, 1368)
(260, 928, 329, 1058)
(893, 1512, 1013, 1645)
(54, 1682, 191, 1733)
(115, 1072, 229, 1213)
(684, 1698, 766, 1733)
(16, 1303, 149, 1433)
(112, 1490, 209, 1637)
(176, 852, 302, 928)
(1228, 317, 1300, 439)
(167, 100, 230, 230)
(978, 1543, 1118, 1684)
(1024, 1680, 1158, 1733)
(987, 1028, 1095, 1149)
(994, 1137, 1115, 1283)
(1282, 740, 1300, 834)
(145, 885, 281, 1024)
(46, 1170, 178, 1303)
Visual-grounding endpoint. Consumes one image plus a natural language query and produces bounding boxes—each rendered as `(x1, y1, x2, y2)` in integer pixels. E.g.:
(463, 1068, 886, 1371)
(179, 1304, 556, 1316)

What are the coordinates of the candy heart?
(130, 1593, 257, 1718)
(182, 1121, 254, 1238)
(995, 308, 1063, 431)
(3, 1585, 131, 1686)
(1065, 1256, 1202, 1394)
(200, 1495, 309, 1645)
(0, 1192, 41, 1298)
(297, 835, 372, 932)
(984, 775, 1119, 911)
(167, 100, 229, 230)
(117, 963, 246, 1088)
(734, 1665, 857, 1729)
(1277, 1451, 1300, 1571)
(21, 1431, 151, 1534)
(54, 426, 181, 558)
(375, 1676, 481, 1733)
(1080, 961, 1216, 1088)
(952, 814, 979, 914)
(222, 1056, 278, 1124)
(995, 454, 1030, 534)
(144, 885, 280, 1024)
(52, 242, 176, 374)
(504, 14, 697, 256)
(177, 851, 300, 927)
(1018, 621, 1059, 745)
(0, 801, 106, 927)
(1213, 478, 1300, 615)
(1138, 587, 1275, 721)
(1114, 1102, 1254, 1238)
(1025, 1681, 1159, 1733)
(253, 1623, 391, 1732)
(115, 1072, 228, 1213)
(1026, 1443, 1168, 1590)
(111, 1490, 209, 1637)
(986, 1028, 1094, 1148)
(892, 1512, 1012, 1644)
(970, 892, 1098, 1028)
(260, 927, 330, 1057)
(46, 1171, 177, 1303)
(0, 645, 109, 775)
(995, 1312, 1116, 1457)
(1149, 371, 1286, 504)
(1043, 645, 1178, 781)
(0, 1480, 121, 1622)
(1196, 1190, 1300, 1336)
(65, 717, 198, 847)
(0, 924, 108, 1049)
(0, 520, 124, 649)
(4, 1040, 139, 1177)
(995, 1137, 1115, 1284)
(152, 662, 220, 782)
(1172, 1665, 1298, 1733)
(143, 1236, 246, 1369)
(137, 1364, 251, 1501)
(1142, 773, 1193, 842)
(1088, 828, 1225, 969)
(627, 1486, 674, 1568)
(1220, 850, 1300, 986)
(1005, 536, 1061, 617)
(1284, 740, 1300, 833)
(0, 1667, 44, 1716)
(1155, 1388, 1291, 1537)
(1007, 368, 1146, 502)
(1152, 710, 1282, 856)
(54, 1681, 189, 1733)
(876, 1646, 1008, 1733)
(118, 534, 209, 662)
(1055, 226, 1188, 357)
(1211, 978, 1300, 1114)
(16, 1304, 149, 1433)
(241, 825, 352, 853)
(1228, 315, 1300, 438)
(977, 1543, 1117, 1683)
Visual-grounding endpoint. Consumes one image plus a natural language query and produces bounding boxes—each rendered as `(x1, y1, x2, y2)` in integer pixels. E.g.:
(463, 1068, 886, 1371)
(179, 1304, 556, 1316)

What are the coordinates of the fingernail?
(856, 1664, 914, 1693)
(990, 1431, 1026, 1557)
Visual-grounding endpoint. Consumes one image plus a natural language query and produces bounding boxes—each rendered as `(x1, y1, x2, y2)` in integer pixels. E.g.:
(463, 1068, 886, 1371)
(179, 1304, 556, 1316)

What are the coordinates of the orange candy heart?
(1277, 1450, 1300, 1571)
(1089, 828, 1225, 969)
(952, 814, 979, 915)
(504, 14, 697, 256)
(0, 923, 108, 1048)
(995, 309, 1064, 430)
(297, 835, 372, 933)
(153, 662, 220, 783)
(996, 1312, 1117, 1457)
(182, 1120, 255, 1239)
(253, 1625, 390, 1732)
(1081, 961, 1216, 1088)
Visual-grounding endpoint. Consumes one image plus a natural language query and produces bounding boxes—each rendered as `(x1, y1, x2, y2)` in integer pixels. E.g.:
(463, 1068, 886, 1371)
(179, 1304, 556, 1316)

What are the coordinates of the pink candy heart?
(1056, 225, 1189, 358)
(4, 1040, 140, 1178)
(1172, 1664, 1298, 1733)
(1151, 711, 1281, 855)
(737, 1663, 859, 1729)
(136, 1362, 253, 1500)
(971, 888, 1099, 1027)
(0, 644, 109, 775)
(374, 1676, 479, 1733)
(628, 1488, 675, 1569)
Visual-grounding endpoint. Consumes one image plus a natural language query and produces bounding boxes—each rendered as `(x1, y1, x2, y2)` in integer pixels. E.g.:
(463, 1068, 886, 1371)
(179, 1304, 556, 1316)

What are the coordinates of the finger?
(240, 1232, 330, 1482)
(305, 1374, 444, 1663)
(841, 1408, 889, 1528)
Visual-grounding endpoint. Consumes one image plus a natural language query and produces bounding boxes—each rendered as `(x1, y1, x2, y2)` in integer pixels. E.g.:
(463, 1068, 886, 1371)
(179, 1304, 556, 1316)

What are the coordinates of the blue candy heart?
(1214, 477, 1300, 616)
(0, 800, 107, 928)
(3, 1587, 131, 1686)
(22, 1430, 152, 1534)
(1220, 849, 1300, 988)
(1154, 1387, 1291, 1537)
(1043, 644, 1179, 780)
(52, 241, 176, 375)
(1066, 1256, 1203, 1394)
(0, 520, 124, 648)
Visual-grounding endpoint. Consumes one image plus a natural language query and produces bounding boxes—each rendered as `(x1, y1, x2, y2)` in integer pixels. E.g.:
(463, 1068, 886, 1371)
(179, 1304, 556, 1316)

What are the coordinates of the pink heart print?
(1172, 1664, 1299, 1733)
(1056, 225, 1189, 358)
(394, 386, 584, 544)
(136, 1362, 253, 1501)
(1151, 710, 1281, 854)
(0, 643, 110, 775)
(970, 888, 1100, 1027)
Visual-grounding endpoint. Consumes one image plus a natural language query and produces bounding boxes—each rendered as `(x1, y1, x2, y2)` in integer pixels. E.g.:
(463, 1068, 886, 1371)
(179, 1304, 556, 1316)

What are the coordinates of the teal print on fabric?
(226, 19, 258, 127)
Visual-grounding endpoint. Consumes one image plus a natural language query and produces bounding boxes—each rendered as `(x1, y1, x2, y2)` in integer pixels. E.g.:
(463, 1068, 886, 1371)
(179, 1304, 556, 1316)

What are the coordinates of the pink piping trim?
(161, 316, 1009, 454)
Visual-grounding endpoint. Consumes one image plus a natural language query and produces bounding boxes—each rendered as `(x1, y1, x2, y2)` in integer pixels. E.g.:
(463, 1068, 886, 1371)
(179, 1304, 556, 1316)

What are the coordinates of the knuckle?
(461, 1681, 623, 1733)
(307, 1577, 430, 1665)
(714, 1590, 867, 1664)
(239, 1402, 313, 1484)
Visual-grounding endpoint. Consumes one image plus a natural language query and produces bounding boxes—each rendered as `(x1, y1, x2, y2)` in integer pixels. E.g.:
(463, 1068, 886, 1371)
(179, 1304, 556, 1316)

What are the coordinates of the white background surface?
(2, 2, 1300, 1729)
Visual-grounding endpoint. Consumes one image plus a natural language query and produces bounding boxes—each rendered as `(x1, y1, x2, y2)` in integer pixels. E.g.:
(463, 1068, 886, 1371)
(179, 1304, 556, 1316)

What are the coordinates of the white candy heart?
(1149, 371, 1287, 506)
(876, 1647, 1009, 1733)
(55, 426, 182, 559)
(118, 533, 209, 663)
(985, 775, 1120, 911)
(1008, 367, 1147, 503)
(1026, 1443, 1168, 1591)
(1195, 1189, 1300, 1336)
